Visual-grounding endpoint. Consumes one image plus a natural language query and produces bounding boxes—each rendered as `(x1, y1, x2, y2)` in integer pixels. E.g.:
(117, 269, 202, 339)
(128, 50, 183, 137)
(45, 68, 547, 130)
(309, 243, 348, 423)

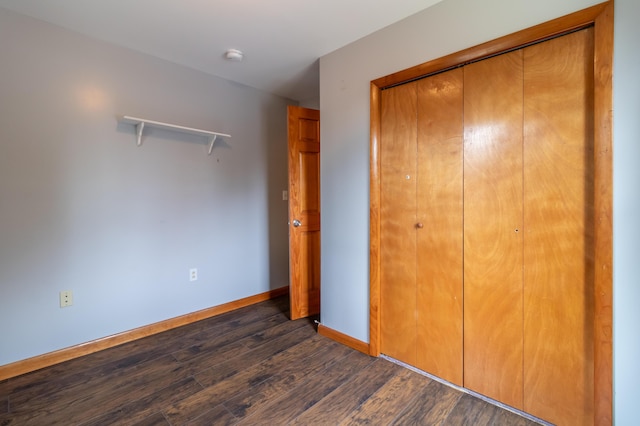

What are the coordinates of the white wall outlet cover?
(59, 290, 73, 307)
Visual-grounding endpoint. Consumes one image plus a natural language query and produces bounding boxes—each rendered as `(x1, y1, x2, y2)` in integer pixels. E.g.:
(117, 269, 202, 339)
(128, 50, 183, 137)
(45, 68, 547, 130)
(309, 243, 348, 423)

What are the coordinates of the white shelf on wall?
(119, 115, 231, 155)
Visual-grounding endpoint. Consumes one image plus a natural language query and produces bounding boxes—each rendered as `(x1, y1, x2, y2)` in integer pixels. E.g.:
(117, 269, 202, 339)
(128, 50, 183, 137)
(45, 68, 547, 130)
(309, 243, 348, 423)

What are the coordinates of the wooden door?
(463, 50, 524, 409)
(380, 82, 418, 364)
(288, 106, 320, 320)
(415, 69, 464, 386)
(523, 28, 594, 426)
(380, 69, 464, 383)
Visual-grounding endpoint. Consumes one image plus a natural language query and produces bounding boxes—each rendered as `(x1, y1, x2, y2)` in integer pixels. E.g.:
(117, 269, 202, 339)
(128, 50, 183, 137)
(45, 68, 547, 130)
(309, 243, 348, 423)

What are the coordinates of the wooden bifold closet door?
(522, 28, 594, 424)
(463, 48, 525, 409)
(380, 68, 464, 386)
(379, 27, 594, 426)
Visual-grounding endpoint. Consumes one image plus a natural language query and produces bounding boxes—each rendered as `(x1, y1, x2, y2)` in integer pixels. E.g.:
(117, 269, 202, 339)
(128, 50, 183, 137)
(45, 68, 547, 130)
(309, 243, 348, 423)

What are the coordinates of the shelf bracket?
(208, 135, 218, 155)
(135, 121, 145, 147)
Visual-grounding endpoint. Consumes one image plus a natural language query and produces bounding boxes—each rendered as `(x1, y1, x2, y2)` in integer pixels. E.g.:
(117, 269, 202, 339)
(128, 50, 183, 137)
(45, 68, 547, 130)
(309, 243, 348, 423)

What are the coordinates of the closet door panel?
(416, 69, 464, 386)
(463, 50, 524, 409)
(380, 82, 418, 364)
(523, 28, 595, 426)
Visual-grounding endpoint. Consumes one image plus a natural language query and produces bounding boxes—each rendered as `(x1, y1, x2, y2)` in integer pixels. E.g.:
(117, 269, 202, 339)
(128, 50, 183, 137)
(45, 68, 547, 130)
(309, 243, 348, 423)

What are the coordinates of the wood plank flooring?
(0, 296, 542, 425)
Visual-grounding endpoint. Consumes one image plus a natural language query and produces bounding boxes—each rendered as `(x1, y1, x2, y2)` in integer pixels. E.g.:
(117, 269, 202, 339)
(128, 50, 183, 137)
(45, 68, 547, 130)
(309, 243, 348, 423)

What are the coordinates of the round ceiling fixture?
(225, 49, 244, 61)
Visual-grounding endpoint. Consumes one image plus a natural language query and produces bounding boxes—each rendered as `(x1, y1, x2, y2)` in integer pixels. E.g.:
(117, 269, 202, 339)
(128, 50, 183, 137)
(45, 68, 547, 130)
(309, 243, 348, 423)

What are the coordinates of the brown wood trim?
(318, 323, 370, 355)
(0, 286, 289, 381)
(593, 2, 614, 425)
(371, 2, 609, 90)
(369, 82, 382, 357)
(369, 3, 613, 425)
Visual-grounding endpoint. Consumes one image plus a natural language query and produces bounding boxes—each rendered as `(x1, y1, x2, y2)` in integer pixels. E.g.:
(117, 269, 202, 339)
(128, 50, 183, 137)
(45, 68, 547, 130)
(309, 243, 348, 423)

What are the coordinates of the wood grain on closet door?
(523, 28, 595, 426)
(380, 82, 418, 365)
(463, 50, 524, 409)
(415, 69, 464, 386)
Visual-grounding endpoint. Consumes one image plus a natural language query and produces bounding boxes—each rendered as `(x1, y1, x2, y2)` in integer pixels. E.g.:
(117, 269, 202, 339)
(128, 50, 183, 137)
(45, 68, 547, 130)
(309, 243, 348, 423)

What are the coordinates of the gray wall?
(613, 0, 640, 422)
(319, 0, 639, 423)
(0, 9, 292, 365)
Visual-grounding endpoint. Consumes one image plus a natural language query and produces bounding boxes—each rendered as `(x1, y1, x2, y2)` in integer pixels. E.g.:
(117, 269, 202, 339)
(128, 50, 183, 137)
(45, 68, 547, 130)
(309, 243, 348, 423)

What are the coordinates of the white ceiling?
(0, 0, 442, 102)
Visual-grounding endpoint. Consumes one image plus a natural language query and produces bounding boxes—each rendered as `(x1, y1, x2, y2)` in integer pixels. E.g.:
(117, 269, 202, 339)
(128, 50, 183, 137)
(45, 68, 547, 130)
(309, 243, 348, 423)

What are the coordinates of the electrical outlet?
(60, 290, 73, 308)
(189, 268, 198, 282)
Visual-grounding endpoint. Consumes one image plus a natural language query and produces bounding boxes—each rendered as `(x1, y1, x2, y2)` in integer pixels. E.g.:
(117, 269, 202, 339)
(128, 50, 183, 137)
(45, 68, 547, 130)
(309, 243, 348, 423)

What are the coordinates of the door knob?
(293, 219, 302, 227)
(416, 223, 424, 229)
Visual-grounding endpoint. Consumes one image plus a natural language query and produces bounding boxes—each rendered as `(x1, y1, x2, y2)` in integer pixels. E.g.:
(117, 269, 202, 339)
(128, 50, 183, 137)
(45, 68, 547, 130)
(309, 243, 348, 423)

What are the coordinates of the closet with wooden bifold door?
(379, 27, 595, 426)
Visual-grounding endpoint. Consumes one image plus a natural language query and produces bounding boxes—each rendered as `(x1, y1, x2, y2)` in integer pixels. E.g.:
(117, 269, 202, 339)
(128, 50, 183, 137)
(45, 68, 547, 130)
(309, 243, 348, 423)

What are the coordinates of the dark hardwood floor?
(0, 296, 541, 425)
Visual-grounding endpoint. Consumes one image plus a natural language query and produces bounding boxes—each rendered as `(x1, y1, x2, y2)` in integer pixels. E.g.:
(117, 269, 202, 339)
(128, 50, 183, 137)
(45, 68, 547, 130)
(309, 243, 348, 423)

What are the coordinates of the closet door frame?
(369, 2, 613, 425)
